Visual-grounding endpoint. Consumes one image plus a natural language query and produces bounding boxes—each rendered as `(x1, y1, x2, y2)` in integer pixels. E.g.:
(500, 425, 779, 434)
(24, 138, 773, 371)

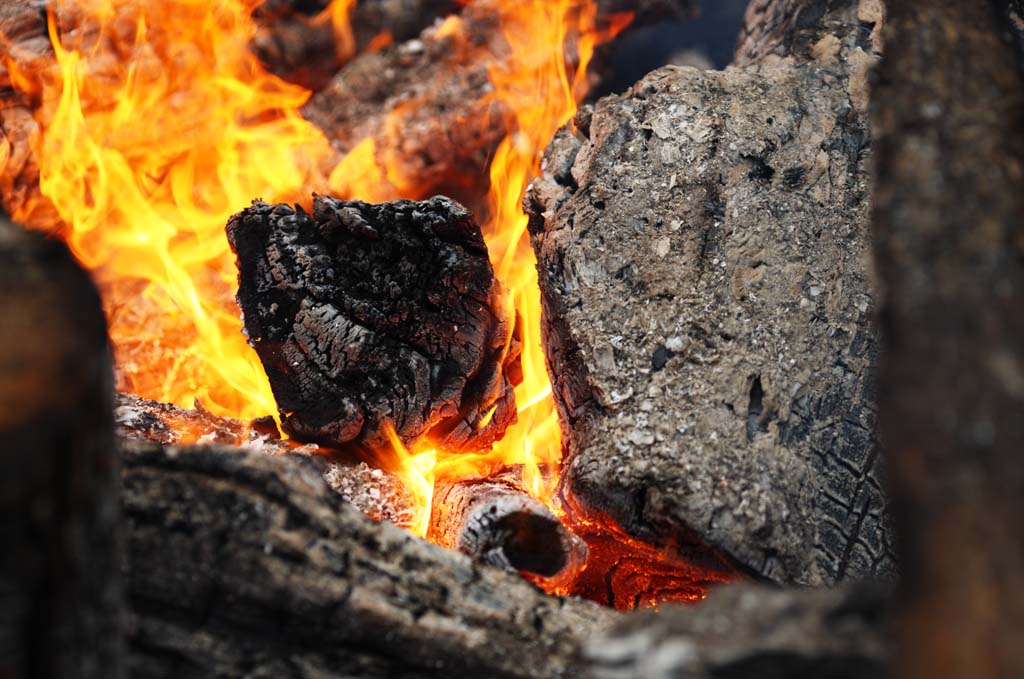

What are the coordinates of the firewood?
(583, 582, 891, 678)
(525, 0, 893, 586)
(429, 472, 587, 586)
(121, 440, 616, 679)
(0, 215, 121, 678)
(871, 1, 1024, 676)
(226, 194, 522, 453)
(251, 0, 459, 91)
(303, 0, 699, 203)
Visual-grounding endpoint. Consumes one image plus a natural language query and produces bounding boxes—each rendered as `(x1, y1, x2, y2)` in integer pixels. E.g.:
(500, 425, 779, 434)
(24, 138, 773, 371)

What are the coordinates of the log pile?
(527, 0, 893, 586)
(226, 195, 522, 453)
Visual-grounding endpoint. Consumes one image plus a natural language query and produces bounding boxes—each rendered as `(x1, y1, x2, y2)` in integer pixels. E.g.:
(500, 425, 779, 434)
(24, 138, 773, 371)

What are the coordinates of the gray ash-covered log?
(123, 440, 615, 679)
(227, 194, 522, 453)
(429, 472, 587, 587)
(526, 0, 893, 585)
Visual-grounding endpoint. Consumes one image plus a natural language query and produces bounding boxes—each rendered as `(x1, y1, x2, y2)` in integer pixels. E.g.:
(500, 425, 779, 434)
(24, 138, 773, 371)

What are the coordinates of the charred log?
(0, 216, 121, 678)
(251, 0, 460, 91)
(583, 582, 891, 679)
(526, 0, 892, 585)
(871, 1, 1024, 676)
(303, 0, 699, 204)
(429, 473, 587, 586)
(122, 440, 615, 679)
(227, 195, 522, 453)
(113, 392, 417, 525)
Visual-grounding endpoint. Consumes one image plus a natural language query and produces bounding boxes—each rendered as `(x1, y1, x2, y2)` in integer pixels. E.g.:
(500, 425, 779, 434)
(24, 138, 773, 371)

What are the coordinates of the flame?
(2, 0, 631, 574)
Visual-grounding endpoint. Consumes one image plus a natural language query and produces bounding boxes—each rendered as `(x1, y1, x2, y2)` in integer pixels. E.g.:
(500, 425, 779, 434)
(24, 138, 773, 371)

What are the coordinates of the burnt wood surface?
(303, 0, 699, 205)
(251, 0, 460, 91)
(871, 1, 1024, 677)
(526, 0, 892, 585)
(122, 440, 616, 679)
(429, 473, 588, 587)
(227, 195, 522, 453)
(0, 216, 121, 678)
(583, 582, 890, 679)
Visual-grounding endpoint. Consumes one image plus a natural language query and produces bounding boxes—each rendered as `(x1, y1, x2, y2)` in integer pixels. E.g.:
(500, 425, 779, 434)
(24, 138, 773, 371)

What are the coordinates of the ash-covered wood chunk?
(227, 194, 522, 453)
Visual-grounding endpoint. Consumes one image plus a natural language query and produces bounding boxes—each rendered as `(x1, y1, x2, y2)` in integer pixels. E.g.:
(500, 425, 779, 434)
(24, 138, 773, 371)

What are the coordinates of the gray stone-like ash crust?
(527, 12, 893, 584)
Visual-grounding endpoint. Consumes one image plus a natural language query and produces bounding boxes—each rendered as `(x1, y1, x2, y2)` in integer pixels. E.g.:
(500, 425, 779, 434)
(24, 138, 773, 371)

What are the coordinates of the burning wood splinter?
(227, 194, 522, 453)
(429, 472, 588, 586)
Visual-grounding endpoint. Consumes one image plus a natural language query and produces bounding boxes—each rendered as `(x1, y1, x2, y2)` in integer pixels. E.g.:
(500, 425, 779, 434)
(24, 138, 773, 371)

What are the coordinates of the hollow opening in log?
(0, 0, 746, 612)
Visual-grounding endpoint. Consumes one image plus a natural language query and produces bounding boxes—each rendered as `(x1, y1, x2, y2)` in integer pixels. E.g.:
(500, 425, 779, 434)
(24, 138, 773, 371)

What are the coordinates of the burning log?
(227, 194, 522, 453)
(526, 0, 893, 586)
(584, 582, 891, 678)
(303, 0, 699, 203)
(429, 472, 587, 586)
(122, 440, 616, 679)
(0, 215, 121, 678)
(871, 1, 1024, 676)
(251, 0, 460, 91)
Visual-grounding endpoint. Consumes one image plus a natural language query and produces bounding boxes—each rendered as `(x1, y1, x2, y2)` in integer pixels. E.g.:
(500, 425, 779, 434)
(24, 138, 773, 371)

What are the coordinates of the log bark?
(871, 1, 1024, 677)
(0, 215, 121, 678)
(583, 582, 890, 679)
(121, 439, 616, 679)
(429, 473, 588, 587)
(227, 195, 522, 453)
(526, 0, 893, 585)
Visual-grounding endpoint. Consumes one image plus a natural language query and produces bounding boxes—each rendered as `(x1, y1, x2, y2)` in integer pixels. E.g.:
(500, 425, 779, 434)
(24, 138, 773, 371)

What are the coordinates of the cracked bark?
(227, 195, 522, 453)
(526, 0, 893, 585)
(871, 1, 1024, 677)
(0, 215, 121, 679)
(122, 440, 615, 679)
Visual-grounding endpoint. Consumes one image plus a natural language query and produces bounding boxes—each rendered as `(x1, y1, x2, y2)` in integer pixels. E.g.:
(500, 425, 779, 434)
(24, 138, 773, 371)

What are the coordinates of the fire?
(2, 0, 630, 571)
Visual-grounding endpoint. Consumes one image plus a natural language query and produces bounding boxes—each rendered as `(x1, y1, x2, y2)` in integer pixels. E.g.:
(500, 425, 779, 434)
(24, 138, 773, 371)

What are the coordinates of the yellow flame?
(1, 0, 628, 534)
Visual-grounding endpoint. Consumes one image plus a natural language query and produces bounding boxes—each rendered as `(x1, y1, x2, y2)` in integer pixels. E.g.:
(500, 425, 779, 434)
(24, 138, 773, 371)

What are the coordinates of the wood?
(871, 1, 1024, 677)
(429, 473, 587, 587)
(583, 582, 890, 679)
(0, 215, 121, 678)
(303, 0, 699, 204)
(113, 392, 417, 526)
(526, 0, 893, 585)
(121, 440, 616, 679)
(227, 195, 522, 453)
(251, 0, 459, 91)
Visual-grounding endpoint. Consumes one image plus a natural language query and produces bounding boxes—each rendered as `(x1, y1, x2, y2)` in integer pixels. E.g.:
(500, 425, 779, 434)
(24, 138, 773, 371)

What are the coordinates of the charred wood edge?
(251, 0, 460, 91)
(227, 195, 521, 453)
(0, 215, 121, 678)
(121, 439, 617, 679)
(303, 0, 700, 202)
(582, 581, 892, 678)
(429, 472, 588, 588)
(872, 0, 1024, 676)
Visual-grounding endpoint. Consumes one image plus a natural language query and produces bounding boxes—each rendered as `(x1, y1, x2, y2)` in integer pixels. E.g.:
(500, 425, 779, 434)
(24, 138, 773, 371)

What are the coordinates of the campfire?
(5, 0, 1023, 677)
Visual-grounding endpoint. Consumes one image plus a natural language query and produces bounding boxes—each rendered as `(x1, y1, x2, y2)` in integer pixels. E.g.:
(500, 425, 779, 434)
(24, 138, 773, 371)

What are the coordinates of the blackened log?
(871, 1, 1024, 677)
(227, 194, 522, 453)
(583, 582, 891, 679)
(526, 2, 892, 585)
(122, 440, 616, 679)
(429, 473, 587, 587)
(303, 0, 699, 203)
(250, 0, 460, 91)
(113, 392, 418, 525)
(0, 216, 121, 678)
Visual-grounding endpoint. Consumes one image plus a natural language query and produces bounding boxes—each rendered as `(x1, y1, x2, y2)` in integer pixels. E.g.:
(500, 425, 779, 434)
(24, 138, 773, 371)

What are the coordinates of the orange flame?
(2, 0, 627, 539)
